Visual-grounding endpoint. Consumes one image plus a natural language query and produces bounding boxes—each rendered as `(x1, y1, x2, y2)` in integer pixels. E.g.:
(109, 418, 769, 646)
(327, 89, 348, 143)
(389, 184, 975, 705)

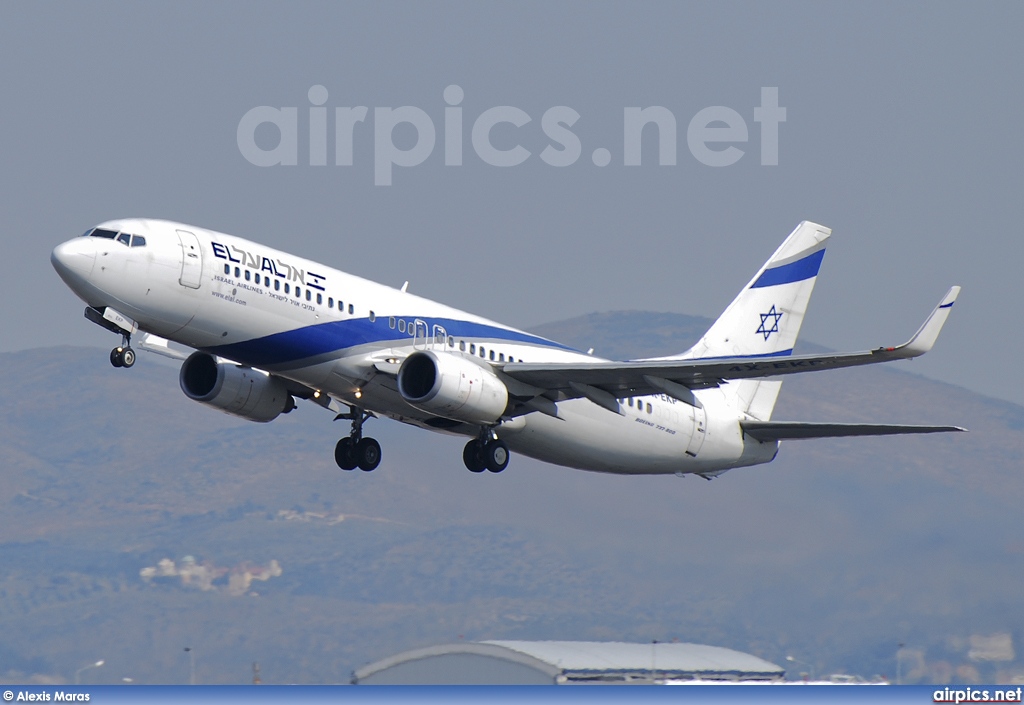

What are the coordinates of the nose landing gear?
(110, 334, 136, 368)
(334, 406, 381, 472)
(83, 307, 138, 369)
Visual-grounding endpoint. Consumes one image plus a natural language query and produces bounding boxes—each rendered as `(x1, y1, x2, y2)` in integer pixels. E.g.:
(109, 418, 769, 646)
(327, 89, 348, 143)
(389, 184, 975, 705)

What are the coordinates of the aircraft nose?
(51, 237, 97, 286)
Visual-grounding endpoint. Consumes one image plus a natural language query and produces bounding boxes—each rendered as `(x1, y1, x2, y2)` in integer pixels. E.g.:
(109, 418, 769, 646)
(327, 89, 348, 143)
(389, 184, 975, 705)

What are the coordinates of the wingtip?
(940, 285, 961, 309)
(895, 286, 961, 357)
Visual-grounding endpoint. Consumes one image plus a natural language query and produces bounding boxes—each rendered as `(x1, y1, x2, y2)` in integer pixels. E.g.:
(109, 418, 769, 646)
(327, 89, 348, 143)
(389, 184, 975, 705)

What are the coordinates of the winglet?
(889, 286, 961, 358)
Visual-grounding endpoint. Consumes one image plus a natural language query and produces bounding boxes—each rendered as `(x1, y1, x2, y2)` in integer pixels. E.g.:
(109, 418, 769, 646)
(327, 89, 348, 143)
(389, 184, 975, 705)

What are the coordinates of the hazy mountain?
(0, 312, 1021, 685)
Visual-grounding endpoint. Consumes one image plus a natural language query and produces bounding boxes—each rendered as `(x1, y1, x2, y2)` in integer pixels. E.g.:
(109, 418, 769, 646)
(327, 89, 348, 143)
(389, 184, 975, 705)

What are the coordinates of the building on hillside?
(351, 640, 785, 685)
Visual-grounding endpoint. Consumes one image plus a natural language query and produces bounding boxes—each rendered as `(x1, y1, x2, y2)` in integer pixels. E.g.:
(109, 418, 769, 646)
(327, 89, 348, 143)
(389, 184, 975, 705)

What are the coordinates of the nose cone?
(51, 238, 97, 290)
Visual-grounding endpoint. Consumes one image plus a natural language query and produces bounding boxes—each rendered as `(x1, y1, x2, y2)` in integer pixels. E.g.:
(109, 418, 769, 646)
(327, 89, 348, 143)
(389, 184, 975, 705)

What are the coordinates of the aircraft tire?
(484, 440, 509, 473)
(121, 347, 136, 368)
(356, 437, 381, 472)
(110, 348, 123, 368)
(463, 441, 486, 473)
(334, 437, 358, 470)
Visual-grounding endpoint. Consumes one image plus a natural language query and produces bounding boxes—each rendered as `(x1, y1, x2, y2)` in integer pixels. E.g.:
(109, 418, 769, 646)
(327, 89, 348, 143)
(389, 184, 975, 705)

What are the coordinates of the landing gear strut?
(334, 406, 381, 472)
(110, 332, 135, 368)
(463, 429, 509, 474)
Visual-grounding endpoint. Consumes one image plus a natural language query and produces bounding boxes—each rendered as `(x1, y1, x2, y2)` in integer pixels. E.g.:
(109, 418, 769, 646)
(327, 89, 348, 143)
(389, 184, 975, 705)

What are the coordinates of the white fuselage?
(51, 218, 778, 476)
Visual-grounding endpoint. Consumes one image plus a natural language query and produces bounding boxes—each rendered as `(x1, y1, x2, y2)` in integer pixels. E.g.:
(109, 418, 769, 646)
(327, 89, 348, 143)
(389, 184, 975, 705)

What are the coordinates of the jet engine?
(179, 352, 295, 422)
(397, 350, 509, 424)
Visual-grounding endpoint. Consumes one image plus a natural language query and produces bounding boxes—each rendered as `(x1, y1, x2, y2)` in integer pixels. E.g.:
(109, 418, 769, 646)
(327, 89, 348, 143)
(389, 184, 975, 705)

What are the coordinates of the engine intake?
(397, 351, 509, 424)
(179, 352, 294, 423)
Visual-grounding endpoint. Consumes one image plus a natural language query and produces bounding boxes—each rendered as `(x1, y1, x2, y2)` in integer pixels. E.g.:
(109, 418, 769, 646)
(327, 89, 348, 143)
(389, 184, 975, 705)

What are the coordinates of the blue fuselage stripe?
(750, 249, 825, 289)
(206, 317, 576, 367)
(692, 348, 794, 362)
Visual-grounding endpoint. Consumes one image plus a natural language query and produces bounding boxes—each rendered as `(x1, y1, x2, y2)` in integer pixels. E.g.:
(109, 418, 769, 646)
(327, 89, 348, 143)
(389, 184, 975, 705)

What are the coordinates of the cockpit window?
(130, 235, 146, 247)
(91, 229, 118, 239)
(81, 229, 95, 237)
(117, 232, 131, 246)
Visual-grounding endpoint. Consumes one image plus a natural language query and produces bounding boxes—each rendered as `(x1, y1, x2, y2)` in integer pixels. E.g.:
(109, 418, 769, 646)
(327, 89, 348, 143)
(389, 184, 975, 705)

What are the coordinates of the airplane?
(50, 219, 964, 478)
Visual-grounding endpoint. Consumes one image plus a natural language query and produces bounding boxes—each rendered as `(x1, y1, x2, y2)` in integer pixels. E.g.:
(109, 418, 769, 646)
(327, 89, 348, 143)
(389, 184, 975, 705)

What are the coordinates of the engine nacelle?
(397, 351, 509, 424)
(179, 352, 294, 423)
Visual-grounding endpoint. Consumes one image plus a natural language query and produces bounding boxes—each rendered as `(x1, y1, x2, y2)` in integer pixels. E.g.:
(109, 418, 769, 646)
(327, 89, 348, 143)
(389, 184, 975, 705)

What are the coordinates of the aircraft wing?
(501, 287, 960, 403)
(137, 332, 193, 361)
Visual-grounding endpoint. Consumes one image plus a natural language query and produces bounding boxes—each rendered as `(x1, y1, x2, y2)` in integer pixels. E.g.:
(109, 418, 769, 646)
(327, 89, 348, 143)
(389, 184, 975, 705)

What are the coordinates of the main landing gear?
(110, 333, 136, 368)
(463, 429, 510, 474)
(334, 407, 381, 472)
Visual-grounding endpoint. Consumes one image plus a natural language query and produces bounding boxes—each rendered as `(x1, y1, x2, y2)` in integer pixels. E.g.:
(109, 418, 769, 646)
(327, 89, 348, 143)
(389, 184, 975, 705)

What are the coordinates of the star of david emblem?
(757, 305, 783, 341)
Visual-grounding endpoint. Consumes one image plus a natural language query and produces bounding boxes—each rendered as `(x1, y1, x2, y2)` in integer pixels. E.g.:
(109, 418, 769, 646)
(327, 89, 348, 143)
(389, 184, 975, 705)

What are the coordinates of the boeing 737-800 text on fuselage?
(51, 219, 964, 477)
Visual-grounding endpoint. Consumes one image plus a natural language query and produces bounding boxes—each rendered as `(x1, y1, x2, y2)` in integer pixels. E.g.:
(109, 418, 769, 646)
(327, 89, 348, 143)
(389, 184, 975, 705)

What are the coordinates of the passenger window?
(470, 344, 476, 355)
(369, 311, 376, 322)
(389, 316, 396, 329)
(459, 341, 466, 352)
(348, 304, 354, 314)
(316, 293, 322, 304)
(305, 290, 311, 301)
(328, 297, 333, 308)
(130, 235, 146, 247)
(265, 276, 271, 286)
(448, 336, 455, 347)
(480, 347, 486, 358)
(284, 283, 290, 294)
(224, 264, 230, 275)
(489, 350, 495, 361)
(398, 319, 406, 333)
(235, 267, 241, 278)
(498, 352, 505, 362)
(245, 270, 251, 281)
(295, 287, 301, 298)
(274, 280, 280, 291)
(646, 403, 652, 414)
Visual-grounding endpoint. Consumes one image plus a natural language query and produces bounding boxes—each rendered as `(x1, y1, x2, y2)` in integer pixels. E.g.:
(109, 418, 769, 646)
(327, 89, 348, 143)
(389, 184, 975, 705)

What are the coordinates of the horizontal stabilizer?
(741, 420, 967, 442)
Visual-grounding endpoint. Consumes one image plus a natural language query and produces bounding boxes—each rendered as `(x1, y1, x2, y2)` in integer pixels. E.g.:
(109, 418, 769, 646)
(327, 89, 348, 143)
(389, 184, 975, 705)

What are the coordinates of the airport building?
(352, 640, 785, 684)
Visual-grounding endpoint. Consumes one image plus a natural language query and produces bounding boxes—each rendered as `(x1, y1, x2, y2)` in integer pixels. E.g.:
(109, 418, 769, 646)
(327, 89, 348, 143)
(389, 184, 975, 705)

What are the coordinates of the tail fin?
(675, 221, 831, 420)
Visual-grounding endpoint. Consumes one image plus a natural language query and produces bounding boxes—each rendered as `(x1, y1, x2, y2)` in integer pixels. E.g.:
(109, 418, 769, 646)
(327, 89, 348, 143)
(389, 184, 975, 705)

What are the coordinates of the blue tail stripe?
(206, 317, 576, 367)
(750, 249, 825, 289)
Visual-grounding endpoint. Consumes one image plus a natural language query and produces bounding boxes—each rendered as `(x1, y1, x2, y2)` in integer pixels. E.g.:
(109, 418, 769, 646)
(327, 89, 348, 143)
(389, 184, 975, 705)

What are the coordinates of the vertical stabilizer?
(663, 221, 831, 419)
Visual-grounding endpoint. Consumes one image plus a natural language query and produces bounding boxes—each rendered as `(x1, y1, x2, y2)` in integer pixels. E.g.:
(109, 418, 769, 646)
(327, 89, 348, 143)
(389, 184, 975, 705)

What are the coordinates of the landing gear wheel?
(356, 438, 381, 472)
(109, 347, 135, 368)
(120, 347, 136, 368)
(333, 406, 382, 472)
(463, 441, 486, 473)
(484, 440, 510, 473)
(334, 437, 358, 470)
